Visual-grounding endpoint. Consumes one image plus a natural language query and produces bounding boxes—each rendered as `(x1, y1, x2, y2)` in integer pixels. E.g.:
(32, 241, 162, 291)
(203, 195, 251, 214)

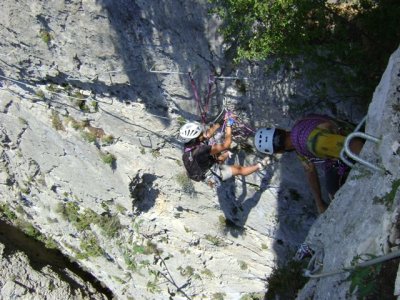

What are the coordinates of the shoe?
(294, 243, 314, 261)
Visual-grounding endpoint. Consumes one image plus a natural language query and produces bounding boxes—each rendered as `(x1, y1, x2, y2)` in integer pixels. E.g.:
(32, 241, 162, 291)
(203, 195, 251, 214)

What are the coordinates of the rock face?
(0, 0, 398, 299)
(0, 0, 319, 298)
(297, 47, 400, 299)
(0, 219, 107, 299)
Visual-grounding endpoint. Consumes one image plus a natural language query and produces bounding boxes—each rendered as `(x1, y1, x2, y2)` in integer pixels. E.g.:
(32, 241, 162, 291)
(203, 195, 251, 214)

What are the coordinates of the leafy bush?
(176, 172, 195, 195)
(81, 131, 97, 143)
(100, 152, 117, 167)
(101, 135, 115, 145)
(50, 110, 65, 131)
(0, 203, 17, 220)
(210, 0, 400, 106)
(97, 214, 122, 238)
(39, 30, 52, 43)
(347, 254, 399, 299)
(77, 233, 104, 259)
(264, 259, 308, 299)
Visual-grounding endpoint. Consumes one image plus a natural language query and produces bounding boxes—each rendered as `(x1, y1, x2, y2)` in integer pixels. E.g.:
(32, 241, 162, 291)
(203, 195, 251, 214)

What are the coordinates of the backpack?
(182, 144, 214, 182)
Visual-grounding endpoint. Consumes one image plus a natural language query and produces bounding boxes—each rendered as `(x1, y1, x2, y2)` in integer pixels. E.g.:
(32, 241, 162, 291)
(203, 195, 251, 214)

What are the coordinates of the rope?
(303, 248, 400, 278)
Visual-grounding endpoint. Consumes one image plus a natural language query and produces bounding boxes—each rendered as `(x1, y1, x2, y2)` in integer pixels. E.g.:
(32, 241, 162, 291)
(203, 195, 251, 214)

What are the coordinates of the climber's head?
(179, 122, 203, 144)
(254, 127, 289, 154)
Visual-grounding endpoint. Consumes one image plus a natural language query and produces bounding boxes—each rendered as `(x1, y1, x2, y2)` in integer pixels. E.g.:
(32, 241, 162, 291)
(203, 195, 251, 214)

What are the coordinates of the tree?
(210, 0, 400, 106)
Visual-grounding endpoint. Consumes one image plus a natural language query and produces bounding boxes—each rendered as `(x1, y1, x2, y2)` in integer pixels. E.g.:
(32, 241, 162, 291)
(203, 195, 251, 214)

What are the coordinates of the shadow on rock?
(129, 172, 159, 215)
(216, 154, 272, 238)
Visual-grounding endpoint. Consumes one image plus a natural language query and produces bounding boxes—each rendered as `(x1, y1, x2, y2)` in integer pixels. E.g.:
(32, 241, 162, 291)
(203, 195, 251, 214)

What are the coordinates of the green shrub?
(178, 265, 194, 277)
(58, 202, 96, 230)
(101, 135, 115, 145)
(39, 30, 52, 43)
(176, 172, 195, 195)
(373, 179, 400, 209)
(151, 149, 160, 158)
(18, 117, 28, 125)
(66, 116, 85, 130)
(100, 152, 117, 166)
(264, 259, 308, 299)
(238, 260, 248, 270)
(205, 234, 224, 246)
(35, 90, 45, 100)
(212, 293, 226, 300)
(77, 233, 104, 259)
(210, 0, 400, 106)
(0, 203, 17, 220)
(201, 268, 214, 278)
(97, 214, 121, 238)
(346, 254, 399, 299)
(91, 101, 99, 112)
(177, 116, 186, 126)
(51, 110, 65, 131)
(81, 131, 97, 143)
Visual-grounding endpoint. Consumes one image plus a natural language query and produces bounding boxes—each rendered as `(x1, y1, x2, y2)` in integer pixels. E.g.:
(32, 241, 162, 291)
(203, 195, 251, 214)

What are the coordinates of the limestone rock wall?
(3, 0, 396, 299)
(0, 0, 319, 298)
(297, 47, 400, 299)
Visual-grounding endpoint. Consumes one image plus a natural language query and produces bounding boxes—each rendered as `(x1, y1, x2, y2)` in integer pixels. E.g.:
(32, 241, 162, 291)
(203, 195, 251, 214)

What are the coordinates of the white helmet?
(179, 122, 203, 143)
(254, 128, 276, 154)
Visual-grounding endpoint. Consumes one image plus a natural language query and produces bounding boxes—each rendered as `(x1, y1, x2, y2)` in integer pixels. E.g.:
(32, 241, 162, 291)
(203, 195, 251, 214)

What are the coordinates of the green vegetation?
(100, 151, 117, 167)
(76, 232, 104, 259)
(66, 116, 85, 130)
(240, 294, 263, 300)
(151, 149, 161, 158)
(210, 0, 400, 106)
(91, 101, 99, 112)
(201, 268, 214, 278)
(35, 89, 45, 100)
(18, 117, 28, 126)
(98, 214, 122, 238)
(177, 116, 186, 126)
(46, 84, 60, 93)
(347, 254, 399, 299)
(50, 110, 65, 131)
(373, 179, 400, 209)
(101, 135, 115, 145)
(81, 131, 97, 143)
(238, 260, 248, 270)
(20, 222, 41, 239)
(57, 202, 122, 237)
(264, 259, 308, 299)
(178, 265, 195, 277)
(205, 234, 224, 246)
(115, 203, 127, 214)
(73, 91, 90, 112)
(175, 172, 195, 195)
(212, 293, 226, 300)
(39, 30, 52, 43)
(0, 203, 17, 220)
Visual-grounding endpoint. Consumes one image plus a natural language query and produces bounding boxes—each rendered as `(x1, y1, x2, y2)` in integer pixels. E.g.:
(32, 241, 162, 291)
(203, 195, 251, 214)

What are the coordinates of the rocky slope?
(0, 0, 398, 299)
(297, 47, 400, 299)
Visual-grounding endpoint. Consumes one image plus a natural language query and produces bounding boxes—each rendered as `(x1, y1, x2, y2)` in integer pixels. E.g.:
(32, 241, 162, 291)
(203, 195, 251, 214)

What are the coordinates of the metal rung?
(340, 129, 383, 172)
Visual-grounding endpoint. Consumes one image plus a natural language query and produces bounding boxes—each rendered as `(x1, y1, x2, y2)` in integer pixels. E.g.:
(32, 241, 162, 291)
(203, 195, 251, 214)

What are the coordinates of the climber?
(254, 114, 364, 214)
(180, 116, 269, 186)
